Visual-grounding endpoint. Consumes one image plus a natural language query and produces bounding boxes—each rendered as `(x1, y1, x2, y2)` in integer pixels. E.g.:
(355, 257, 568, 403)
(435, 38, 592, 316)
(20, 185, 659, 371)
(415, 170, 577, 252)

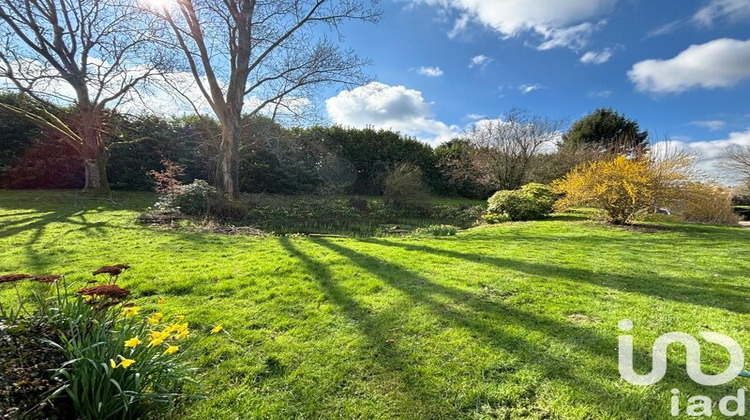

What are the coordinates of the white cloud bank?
(628, 38, 750, 93)
(408, 0, 615, 50)
(652, 128, 750, 179)
(325, 82, 458, 144)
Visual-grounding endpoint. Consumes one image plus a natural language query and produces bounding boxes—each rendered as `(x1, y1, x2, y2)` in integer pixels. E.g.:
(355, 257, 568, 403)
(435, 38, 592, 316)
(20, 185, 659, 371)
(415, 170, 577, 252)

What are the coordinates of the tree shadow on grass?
(308, 237, 742, 418)
(0, 192, 125, 273)
(277, 237, 449, 417)
(362, 238, 750, 314)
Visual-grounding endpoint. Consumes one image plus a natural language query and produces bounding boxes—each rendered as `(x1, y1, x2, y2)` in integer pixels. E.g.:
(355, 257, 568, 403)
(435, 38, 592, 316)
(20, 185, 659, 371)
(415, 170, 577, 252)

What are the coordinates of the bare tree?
(151, 0, 378, 198)
(0, 0, 168, 191)
(467, 109, 563, 190)
(722, 145, 750, 188)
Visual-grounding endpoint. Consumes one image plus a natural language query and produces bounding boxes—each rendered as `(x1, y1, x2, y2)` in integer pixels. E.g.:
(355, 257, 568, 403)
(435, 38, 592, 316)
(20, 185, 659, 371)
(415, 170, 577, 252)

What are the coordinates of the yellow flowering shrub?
(553, 155, 689, 224)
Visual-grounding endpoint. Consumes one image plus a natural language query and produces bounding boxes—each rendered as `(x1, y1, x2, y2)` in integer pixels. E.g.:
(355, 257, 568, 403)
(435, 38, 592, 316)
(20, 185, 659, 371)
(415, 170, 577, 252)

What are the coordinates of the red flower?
(34, 275, 62, 283)
(76, 284, 131, 300)
(0, 274, 33, 284)
(92, 264, 130, 276)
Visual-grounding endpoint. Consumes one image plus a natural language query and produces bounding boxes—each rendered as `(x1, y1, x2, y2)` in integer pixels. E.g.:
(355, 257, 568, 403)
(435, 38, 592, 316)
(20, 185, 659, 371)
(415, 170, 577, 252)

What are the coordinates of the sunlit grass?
(1, 190, 749, 419)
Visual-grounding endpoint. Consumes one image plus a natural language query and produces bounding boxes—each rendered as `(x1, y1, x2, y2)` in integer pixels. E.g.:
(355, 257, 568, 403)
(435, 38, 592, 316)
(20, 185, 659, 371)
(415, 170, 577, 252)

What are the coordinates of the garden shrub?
(553, 155, 690, 225)
(148, 159, 185, 199)
(413, 224, 458, 236)
(212, 198, 250, 222)
(383, 163, 430, 213)
(682, 183, 740, 225)
(486, 183, 557, 221)
(481, 213, 510, 224)
(148, 178, 248, 222)
(170, 179, 220, 216)
(0, 267, 202, 419)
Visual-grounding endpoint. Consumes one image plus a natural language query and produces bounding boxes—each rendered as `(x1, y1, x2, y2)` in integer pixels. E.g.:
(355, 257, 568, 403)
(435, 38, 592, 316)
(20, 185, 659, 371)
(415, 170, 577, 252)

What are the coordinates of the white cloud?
(580, 48, 613, 64)
(448, 14, 471, 38)
(588, 89, 612, 98)
(414, 66, 444, 77)
(651, 128, 750, 179)
(646, 20, 684, 38)
(690, 120, 727, 131)
(628, 38, 750, 93)
(518, 83, 544, 94)
(536, 20, 607, 51)
(408, 0, 615, 50)
(325, 82, 459, 144)
(469, 55, 493, 69)
(693, 0, 750, 26)
(465, 113, 486, 120)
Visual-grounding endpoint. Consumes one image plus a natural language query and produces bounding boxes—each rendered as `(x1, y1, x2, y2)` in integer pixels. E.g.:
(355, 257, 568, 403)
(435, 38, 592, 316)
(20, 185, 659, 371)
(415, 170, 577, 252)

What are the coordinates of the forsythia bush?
(553, 155, 689, 225)
(486, 183, 558, 221)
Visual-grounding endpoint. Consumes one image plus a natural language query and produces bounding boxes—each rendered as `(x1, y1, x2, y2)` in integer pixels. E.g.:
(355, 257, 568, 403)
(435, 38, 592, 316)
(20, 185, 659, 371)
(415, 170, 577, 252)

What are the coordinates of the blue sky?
(323, 0, 750, 175)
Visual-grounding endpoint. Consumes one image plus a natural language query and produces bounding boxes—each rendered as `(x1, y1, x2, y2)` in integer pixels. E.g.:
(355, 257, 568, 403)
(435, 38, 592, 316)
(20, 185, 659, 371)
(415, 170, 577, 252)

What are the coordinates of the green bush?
(486, 183, 557, 221)
(213, 199, 249, 222)
(413, 224, 458, 236)
(170, 180, 220, 216)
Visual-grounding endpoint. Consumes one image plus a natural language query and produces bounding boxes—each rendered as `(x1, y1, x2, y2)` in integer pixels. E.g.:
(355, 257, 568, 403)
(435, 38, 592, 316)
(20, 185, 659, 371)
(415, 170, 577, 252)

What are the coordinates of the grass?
(2, 190, 750, 419)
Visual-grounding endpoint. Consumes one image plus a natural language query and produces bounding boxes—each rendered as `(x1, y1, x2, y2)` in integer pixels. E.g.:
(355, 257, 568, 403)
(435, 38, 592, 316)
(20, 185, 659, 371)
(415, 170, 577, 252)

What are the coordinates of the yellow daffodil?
(169, 323, 188, 335)
(157, 297, 165, 304)
(163, 345, 179, 355)
(122, 306, 140, 317)
(147, 313, 164, 324)
(148, 338, 164, 347)
(119, 358, 135, 369)
(149, 330, 169, 340)
(124, 337, 142, 348)
(211, 325, 223, 334)
(176, 329, 189, 340)
(111, 356, 136, 369)
(82, 294, 93, 301)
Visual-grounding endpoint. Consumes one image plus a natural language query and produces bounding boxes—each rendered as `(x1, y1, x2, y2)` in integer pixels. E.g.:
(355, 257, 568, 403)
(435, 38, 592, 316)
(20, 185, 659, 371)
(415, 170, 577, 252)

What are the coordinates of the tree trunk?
(83, 151, 110, 192)
(216, 117, 240, 199)
(78, 106, 110, 193)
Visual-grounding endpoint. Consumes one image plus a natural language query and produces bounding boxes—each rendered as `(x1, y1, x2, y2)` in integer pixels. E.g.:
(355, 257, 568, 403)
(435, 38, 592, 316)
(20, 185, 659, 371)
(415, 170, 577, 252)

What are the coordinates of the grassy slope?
(1, 190, 749, 419)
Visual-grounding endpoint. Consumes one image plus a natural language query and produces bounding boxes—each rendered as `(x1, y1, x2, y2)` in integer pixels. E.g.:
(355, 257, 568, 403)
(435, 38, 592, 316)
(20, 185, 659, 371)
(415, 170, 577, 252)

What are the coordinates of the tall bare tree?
(0, 0, 167, 191)
(152, 0, 378, 198)
(722, 145, 750, 188)
(467, 109, 563, 190)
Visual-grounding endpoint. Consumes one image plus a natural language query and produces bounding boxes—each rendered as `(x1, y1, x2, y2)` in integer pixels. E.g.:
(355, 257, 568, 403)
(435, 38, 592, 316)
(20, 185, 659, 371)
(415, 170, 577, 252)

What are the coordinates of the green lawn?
(1, 190, 749, 419)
